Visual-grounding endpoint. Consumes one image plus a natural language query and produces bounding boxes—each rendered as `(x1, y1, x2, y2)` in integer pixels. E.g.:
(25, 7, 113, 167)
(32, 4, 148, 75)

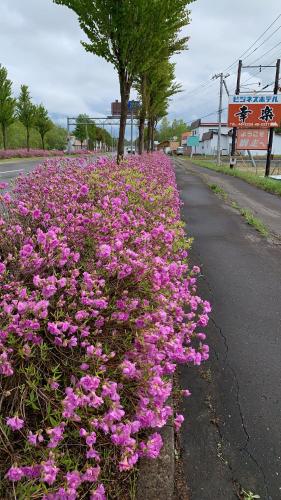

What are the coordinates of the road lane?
(0, 158, 46, 188)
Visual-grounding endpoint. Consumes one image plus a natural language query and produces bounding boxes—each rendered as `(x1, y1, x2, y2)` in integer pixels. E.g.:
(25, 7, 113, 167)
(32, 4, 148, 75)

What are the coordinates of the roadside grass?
(189, 159, 281, 197)
(239, 208, 269, 237)
(208, 184, 269, 238)
(209, 183, 228, 200)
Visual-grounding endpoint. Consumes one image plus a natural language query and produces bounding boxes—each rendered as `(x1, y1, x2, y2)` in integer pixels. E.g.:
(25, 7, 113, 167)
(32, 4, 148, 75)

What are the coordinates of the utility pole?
(230, 60, 242, 169)
(265, 58, 280, 177)
(212, 72, 230, 166)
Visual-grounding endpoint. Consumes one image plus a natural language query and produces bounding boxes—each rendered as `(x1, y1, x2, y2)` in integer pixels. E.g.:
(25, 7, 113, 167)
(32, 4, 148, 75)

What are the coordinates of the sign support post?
(230, 60, 242, 169)
(265, 58, 280, 177)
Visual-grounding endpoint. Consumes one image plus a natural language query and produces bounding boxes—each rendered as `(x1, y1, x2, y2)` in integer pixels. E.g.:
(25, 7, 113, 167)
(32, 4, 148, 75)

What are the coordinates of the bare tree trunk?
(147, 119, 152, 153)
(27, 127, 30, 151)
(1, 124, 7, 150)
(41, 134, 45, 150)
(151, 120, 155, 152)
(118, 70, 130, 162)
(138, 113, 145, 155)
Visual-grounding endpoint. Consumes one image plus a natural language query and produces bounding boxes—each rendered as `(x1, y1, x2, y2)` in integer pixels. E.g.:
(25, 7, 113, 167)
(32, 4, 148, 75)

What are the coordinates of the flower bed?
(0, 153, 210, 499)
(0, 149, 65, 160)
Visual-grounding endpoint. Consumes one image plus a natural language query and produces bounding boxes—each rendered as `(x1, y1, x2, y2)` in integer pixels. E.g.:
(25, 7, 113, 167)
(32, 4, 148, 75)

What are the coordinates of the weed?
(241, 488, 260, 499)
(209, 183, 228, 200)
(239, 208, 269, 237)
(190, 159, 281, 197)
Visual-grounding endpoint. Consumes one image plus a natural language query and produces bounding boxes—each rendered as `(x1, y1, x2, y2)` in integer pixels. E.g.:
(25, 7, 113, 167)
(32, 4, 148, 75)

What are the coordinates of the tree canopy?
(54, 0, 193, 159)
(34, 104, 53, 149)
(0, 65, 16, 150)
(16, 85, 36, 151)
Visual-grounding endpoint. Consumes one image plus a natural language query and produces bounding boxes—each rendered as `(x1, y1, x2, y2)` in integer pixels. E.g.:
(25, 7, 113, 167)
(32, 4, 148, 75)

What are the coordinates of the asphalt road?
(0, 158, 46, 189)
(0, 154, 109, 190)
(175, 159, 281, 500)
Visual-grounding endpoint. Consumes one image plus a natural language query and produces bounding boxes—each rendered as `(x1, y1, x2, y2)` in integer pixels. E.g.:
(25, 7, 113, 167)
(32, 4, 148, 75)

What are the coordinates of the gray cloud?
(1, 0, 280, 129)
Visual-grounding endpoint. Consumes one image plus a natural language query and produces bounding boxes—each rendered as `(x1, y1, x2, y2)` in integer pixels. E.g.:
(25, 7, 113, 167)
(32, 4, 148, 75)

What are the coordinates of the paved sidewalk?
(177, 159, 281, 239)
(175, 159, 281, 500)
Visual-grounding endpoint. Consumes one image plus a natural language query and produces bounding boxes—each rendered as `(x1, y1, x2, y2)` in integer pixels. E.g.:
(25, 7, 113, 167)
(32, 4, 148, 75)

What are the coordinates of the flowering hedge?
(0, 153, 210, 499)
(0, 149, 99, 160)
(0, 149, 64, 160)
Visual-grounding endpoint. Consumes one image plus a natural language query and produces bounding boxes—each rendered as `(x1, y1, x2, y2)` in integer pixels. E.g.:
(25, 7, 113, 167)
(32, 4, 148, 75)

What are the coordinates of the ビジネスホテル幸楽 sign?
(228, 94, 281, 128)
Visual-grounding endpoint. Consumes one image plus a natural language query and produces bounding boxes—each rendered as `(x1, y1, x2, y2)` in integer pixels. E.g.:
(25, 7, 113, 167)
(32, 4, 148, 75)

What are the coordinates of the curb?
(136, 414, 175, 500)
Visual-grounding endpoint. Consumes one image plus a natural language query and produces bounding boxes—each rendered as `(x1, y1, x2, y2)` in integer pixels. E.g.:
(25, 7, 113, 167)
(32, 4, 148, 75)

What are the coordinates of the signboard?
(111, 100, 140, 116)
(128, 100, 141, 112)
(237, 129, 269, 150)
(187, 136, 200, 146)
(111, 100, 121, 116)
(228, 94, 281, 128)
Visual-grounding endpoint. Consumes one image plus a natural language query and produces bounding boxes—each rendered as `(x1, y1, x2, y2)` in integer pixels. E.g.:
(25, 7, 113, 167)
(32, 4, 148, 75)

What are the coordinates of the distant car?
(176, 146, 184, 156)
(127, 146, 136, 155)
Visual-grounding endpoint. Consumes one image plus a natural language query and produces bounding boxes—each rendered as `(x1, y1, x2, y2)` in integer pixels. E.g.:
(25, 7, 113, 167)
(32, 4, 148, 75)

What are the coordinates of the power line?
(246, 40, 281, 66)
(184, 14, 281, 99)
(186, 107, 228, 125)
(225, 13, 281, 71)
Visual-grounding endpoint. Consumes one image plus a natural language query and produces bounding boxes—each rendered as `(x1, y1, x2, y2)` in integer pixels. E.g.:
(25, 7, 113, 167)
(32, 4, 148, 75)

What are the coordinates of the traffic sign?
(128, 100, 141, 111)
(228, 94, 281, 128)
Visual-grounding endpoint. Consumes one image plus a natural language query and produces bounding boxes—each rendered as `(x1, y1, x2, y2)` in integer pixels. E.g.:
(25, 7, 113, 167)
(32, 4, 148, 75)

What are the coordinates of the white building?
(190, 119, 281, 156)
(190, 119, 231, 156)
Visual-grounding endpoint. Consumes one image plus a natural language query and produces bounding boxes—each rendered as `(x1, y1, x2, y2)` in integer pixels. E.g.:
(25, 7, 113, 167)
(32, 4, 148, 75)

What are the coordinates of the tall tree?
(143, 61, 182, 152)
(0, 65, 16, 150)
(53, 0, 192, 160)
(34, 104, 53, 149)
(74, 114, 89, 148)
(16, 85, 36, 151)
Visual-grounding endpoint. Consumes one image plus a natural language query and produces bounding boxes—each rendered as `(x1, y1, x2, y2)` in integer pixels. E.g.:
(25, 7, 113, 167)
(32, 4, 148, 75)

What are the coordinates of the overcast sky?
(1, 0, 281, 131)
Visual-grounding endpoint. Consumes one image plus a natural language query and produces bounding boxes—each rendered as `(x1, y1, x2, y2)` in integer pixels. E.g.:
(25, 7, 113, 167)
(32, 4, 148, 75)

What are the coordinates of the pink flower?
(80, 184, 89, 196)
(6, 466, 24, 481)
(90, 484, 106, 500)
(98, 244, 111, 259)
(6, 416, 24, 431)
(82, 465, 100, 482)
(174, 414, 184, 431)
(121, 360, 137, 379)
(0, 262, 6, 274)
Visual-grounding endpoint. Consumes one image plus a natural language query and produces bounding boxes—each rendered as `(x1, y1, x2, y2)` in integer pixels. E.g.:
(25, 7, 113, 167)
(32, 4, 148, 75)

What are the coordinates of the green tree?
(74, 113, 89, 148)
(0, 65, 16, 150)
(16, 85, 36, 151)
(45, 124, 67, 150)
(34, 104, 53, 149)
(53, 0, 192, 160)
(143, 60, 182, 151)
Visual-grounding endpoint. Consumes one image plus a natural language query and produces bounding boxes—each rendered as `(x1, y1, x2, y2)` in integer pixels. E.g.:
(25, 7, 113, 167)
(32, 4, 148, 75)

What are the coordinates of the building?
(157, 140, 180, 153)
(190, 119, 231, 155)
(190, 118, 281, 157)
(181, 131, 192, 146)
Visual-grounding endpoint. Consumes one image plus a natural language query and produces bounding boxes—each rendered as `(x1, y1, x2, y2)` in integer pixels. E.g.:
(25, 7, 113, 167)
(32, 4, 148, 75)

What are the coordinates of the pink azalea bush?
(0, 152, 210, 499)
(0, 149, 64, 160)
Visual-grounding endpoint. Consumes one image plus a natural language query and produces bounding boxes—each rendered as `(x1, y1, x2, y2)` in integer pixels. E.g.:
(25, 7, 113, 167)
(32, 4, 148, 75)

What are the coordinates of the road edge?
(136, 403, 175, 500)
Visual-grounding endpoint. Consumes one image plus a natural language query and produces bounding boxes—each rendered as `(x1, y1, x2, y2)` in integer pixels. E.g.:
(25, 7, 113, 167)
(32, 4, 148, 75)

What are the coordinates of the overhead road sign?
(228, 94, 281, 128)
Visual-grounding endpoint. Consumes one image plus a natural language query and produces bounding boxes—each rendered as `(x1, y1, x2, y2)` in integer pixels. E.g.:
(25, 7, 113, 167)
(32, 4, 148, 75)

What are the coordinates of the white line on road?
(0, 169, 24, 175)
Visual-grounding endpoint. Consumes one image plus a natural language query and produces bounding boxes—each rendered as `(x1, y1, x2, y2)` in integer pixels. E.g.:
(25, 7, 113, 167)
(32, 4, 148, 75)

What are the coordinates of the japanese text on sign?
(236, 129, 269, 150)
(228, 94, 281, 128)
